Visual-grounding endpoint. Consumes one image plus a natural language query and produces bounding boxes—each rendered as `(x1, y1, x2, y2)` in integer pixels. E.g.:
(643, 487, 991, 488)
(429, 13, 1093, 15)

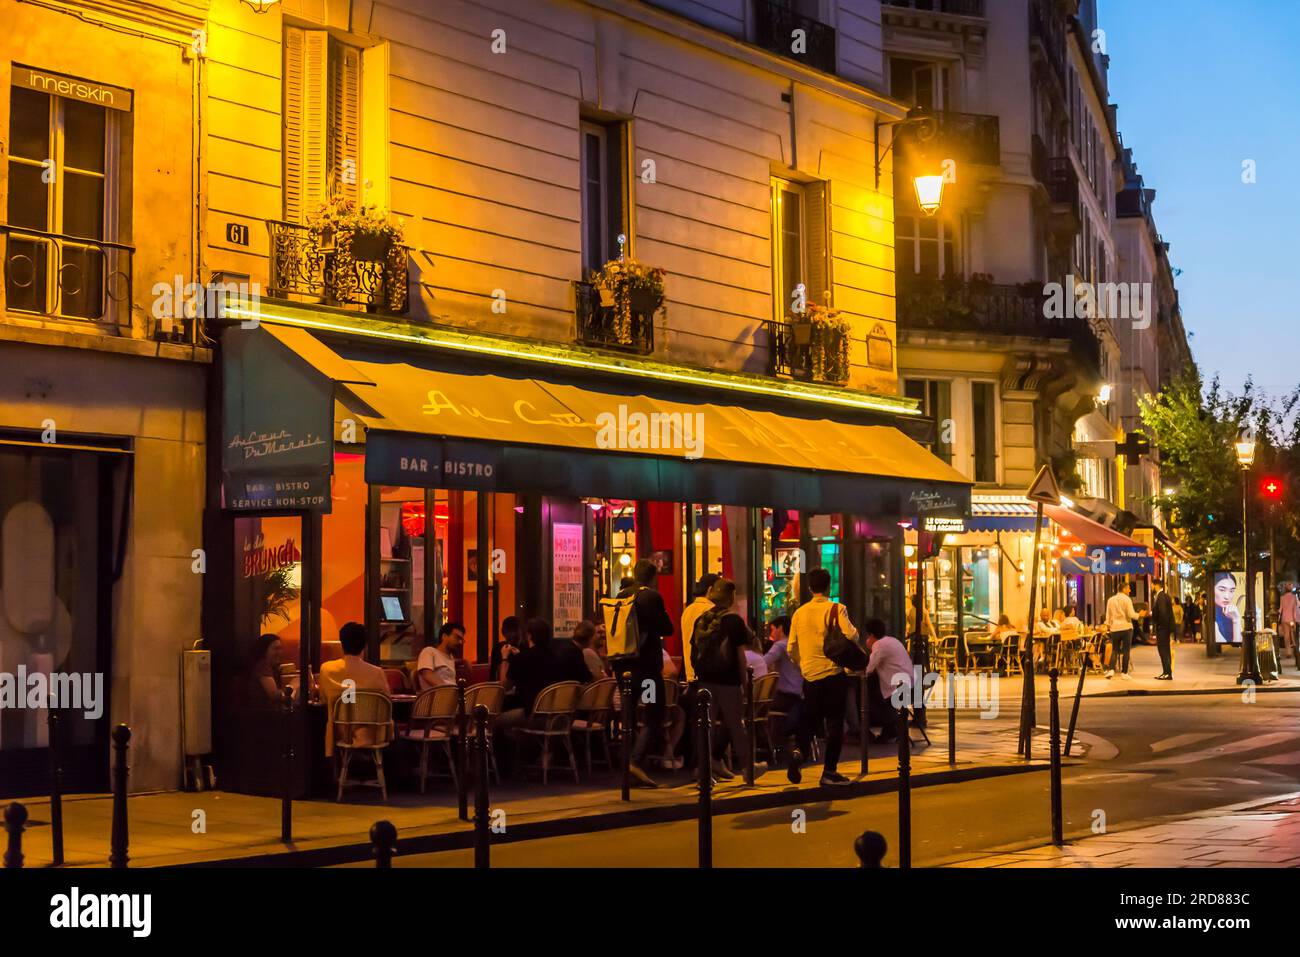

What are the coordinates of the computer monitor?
(380, 595, 407, 623)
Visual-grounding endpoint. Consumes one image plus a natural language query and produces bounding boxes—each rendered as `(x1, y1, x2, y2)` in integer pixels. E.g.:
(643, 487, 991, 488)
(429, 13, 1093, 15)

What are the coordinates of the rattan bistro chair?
(332, 691, 394, 801)
(464, 681, 506, 784)
(520, 681, 583, 784)
(400, 685, 459, 793)
(573, 677, 617, 774)
(749, 671, 779, 760)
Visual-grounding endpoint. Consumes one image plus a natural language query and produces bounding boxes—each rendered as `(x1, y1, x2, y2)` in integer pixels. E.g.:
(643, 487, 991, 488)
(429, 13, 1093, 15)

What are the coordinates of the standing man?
(619, 559, 675, 788)
(787, 567, 856, 787)
(1104, 581, 1143, 680)
(1151, 580, 1176, 680)
(1280, 586, 1299, 664)
(677, 572, 718, 771)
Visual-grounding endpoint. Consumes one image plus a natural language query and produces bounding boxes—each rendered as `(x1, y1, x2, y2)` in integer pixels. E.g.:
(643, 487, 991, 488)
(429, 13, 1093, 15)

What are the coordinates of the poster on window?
(1210, 570, 1262, 644)
(552, 523, 584, 637)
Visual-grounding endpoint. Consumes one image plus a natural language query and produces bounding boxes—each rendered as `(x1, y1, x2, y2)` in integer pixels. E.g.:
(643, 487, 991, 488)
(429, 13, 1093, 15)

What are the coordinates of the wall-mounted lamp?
(240, 0, 280, 12)
(1096, 383, 1113, 406)
(875, 108, 946, 216)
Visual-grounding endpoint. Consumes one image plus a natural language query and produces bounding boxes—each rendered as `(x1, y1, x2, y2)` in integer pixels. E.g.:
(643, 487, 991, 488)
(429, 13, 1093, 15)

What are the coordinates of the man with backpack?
(600, 559, 674, 788)
(786, 567, 859, 787)
(690, 577, 757, 782)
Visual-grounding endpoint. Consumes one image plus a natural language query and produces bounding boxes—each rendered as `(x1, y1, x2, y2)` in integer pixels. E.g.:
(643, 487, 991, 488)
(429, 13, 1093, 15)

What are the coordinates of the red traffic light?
(1260, 476, 1284, 501)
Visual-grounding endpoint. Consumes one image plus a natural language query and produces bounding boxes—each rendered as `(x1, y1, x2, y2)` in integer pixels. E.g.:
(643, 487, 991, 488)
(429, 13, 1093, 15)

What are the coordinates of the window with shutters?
(5, 80, 127, 321)
(284, 27, 362, 222)
(579, 118, 628, 275)
(771, 176, 829, 319)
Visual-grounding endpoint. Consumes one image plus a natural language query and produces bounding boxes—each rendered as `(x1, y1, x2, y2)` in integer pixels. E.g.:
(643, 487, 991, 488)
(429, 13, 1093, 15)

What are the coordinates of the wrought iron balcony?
(1, 226, 136, 332)
(898, 111, 1000, 167)
(266, 219, 409, 314)
(896, 276, 1101, 373)
(883, 0, 985, 15)
(765, 318, 851, 386)
(573, 280, 655, 355)
(753, 0, 836, 74)
(1030, 0, 1068, 87)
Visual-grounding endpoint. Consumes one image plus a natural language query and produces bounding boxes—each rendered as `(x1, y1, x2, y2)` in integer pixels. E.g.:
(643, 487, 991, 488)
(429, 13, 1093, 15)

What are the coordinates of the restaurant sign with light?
(922, 515, 967, 534)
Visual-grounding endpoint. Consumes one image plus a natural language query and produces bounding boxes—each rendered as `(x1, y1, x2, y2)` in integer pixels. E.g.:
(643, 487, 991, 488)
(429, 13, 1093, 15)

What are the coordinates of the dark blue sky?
(1101, 0, 1300, 399)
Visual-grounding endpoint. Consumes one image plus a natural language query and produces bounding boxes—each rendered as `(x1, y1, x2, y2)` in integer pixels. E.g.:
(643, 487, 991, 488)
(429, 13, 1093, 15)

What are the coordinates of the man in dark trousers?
(1152, 579, 1176, 680)
(617, 559, 675, 787)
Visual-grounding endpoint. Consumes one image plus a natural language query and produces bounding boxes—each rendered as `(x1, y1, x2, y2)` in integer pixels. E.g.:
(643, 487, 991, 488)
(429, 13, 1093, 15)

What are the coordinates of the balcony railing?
(1030, 0, 1068, 86)
(573, 280, 655, 355)
(1046, 156, 1079, 209)
(883, 0, 985, 15)
(765, 319, 851, 386)
(898, 111, 1000, 167)
(2, 226, 135, 331)
(753, 0, 836, 74)
(266, 219, 409, 314)
(896, 277, 1101, 373)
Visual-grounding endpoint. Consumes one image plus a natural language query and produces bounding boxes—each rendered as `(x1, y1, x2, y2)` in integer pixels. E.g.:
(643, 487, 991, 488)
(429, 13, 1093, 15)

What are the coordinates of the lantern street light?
(912, 174, 945, 217)
(874, 108, 946, 217)
(1235, 429, 1263, 684)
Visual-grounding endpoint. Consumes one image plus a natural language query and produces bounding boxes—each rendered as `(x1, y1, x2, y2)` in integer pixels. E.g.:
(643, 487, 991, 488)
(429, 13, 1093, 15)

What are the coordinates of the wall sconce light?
(874, 108, 945, 218)
(913, 174, 945, 216)
(240, 0, 280, 12)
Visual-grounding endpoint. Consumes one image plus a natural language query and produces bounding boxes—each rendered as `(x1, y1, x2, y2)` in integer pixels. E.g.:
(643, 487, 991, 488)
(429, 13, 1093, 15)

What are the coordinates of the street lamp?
(874, 109, 947, 218)
(1235, 429, 1263, 684)
(912, 174, 945, 216)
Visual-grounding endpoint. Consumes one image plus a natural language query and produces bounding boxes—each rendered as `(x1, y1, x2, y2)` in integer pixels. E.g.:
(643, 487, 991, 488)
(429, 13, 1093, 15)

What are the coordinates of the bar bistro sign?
(911, 490, 968, 535)
(13, 66, 133, 111)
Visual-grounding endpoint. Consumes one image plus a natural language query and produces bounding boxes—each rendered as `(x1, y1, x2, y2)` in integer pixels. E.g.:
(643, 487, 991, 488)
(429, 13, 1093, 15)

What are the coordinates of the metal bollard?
(280, 686, 294, 844)
(48, 705, 64, 866)
(456, 678, 469, 822)
(620, 671, 633, 802)
(472, 704, 491, 869)
(1064, 653, 1088, 757)
(896, 708, 911, 870)
(696, 688, 713, 869)
(854, 829, 887, 868)
(370, 820, 397, 868)
(110, 724, 131, 869)
(743, 666, 755, 786)
(1049, 669, 1063, 846)
(947, 663, 957, 767)
(4, 802, 26, 868)
(859, 671, 869, 776)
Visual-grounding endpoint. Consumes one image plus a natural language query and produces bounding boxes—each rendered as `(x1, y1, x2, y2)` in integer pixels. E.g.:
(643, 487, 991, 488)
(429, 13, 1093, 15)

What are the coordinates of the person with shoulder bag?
(691, 577, 758, 783)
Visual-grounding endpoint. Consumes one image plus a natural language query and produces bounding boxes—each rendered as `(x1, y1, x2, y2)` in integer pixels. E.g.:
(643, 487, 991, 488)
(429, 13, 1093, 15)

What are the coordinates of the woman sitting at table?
(1059, 605, 1083, 636)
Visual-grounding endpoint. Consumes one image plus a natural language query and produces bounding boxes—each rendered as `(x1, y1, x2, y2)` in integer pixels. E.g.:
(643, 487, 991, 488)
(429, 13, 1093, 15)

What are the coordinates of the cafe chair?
(934, 634, 959, 673)
(520, 681, 583, 784)
(383, 668, 409, 694)
(749, 672, 778, 760)
(400, 685, 459, 793)
(572, 677, 617, 774)
(465, 682, 506, 784)
(332, 691, 394, 802)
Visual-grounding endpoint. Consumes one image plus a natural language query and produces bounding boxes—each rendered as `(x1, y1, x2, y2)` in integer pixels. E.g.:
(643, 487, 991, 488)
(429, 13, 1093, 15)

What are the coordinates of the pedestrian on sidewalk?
(1151, 579, 1175, 680)
(690, 577, 758, 783)
(619, 560, 675, 788)
(1103, 581, 1144, 679)
(1280, 585, 1299, 662)
(678, 572, 719, 771)
(786, 567, 856, 787)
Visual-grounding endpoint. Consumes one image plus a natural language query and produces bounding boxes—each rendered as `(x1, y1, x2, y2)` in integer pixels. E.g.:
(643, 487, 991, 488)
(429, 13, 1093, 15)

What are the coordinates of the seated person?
(416, 621, 464, 690)
(248, 634, 285, 705)
(318, 622, 392, 757)
(1059, 604, 1084, 638)
(498, 619, 586, 728)
(572, 620, 608, 680)
(489, 616, 521, 682)
(862, 618, 915, 742)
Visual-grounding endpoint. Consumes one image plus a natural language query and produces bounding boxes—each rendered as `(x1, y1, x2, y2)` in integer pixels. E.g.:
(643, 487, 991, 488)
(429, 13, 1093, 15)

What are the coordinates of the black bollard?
(854, 829, 887, 868)
(456, 678, 469, 822)
(110, 724, 131, 869)
(743, 666, 755, 786)
(4, 802, 27, 868)
(620, 671, 633, 802)
(48, 705, 64, 866)
(947, 663, 956, 767)
(1064, 653, 1088, 757)
(1049, 669, 1063, 846)
(370, 820, 397, 868)
(472, 704, 490, 869)
(858, 671, 869, 776)
(696, 688, 713, 869)
(280, 686, 294, 844)
(896, 708, 911, 870)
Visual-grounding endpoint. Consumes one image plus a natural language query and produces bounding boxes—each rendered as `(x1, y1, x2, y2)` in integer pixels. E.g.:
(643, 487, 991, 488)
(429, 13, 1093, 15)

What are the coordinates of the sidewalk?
(944, 793, 1300, 868)
(12, 715, 1042, 868)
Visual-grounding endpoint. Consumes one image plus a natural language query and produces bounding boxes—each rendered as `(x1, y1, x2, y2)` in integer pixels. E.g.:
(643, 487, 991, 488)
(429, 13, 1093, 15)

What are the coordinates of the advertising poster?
(553, 522, 585, 636)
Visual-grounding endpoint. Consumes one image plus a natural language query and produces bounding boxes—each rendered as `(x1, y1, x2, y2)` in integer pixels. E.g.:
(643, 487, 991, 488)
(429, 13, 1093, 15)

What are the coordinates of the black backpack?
(691, 608, 734, 681)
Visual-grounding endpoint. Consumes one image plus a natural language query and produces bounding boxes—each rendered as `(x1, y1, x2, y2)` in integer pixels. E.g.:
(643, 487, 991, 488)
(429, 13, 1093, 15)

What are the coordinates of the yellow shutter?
(329, 39, 362, 206)
(804, 180, 830, 308)
(284, 26, 329, 223)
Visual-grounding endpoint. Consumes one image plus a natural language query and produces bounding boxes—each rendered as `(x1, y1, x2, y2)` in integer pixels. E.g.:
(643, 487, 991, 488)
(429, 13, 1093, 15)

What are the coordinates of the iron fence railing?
(266, 219, 409, 314)
(1, 225, 136, 332)
(753, 0, 837, 74)
(883, 0, 985, 16)
(765, 318, 851, 386)
(573, 280, 656, 355)
(899, 111, 1001, 167)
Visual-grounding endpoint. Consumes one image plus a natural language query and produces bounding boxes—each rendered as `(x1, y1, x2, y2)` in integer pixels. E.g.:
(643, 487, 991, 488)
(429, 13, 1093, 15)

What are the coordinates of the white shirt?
(416, 645, 456, 689)
(743, 648, 768, 679)
(865, 635, 915, 698)
(1104, 592, 1139, 633)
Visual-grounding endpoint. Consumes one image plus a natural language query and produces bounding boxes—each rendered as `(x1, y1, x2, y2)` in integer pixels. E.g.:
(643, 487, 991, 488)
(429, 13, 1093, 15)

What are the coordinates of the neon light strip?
(225, 306, 921, 416)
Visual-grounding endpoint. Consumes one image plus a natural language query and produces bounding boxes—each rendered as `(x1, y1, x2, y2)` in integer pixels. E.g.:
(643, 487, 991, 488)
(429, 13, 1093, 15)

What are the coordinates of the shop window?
(284, 28, 363, 221)
(6, 79, 127, 320)
(771, 176, 829, 319)
(579, 118, 628, 275)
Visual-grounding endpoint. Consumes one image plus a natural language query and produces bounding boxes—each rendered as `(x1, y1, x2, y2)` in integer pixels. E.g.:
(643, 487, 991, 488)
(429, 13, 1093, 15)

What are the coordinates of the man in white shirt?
(1103, 582, 1143, 679)
(863, 618, 915, 743)
(416, 622, 464, 690)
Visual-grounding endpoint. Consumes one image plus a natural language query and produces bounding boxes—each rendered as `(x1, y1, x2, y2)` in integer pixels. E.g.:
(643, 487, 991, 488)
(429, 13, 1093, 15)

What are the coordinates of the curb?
(171, 761, 1054, 868)
(1083, 684, 1300, 698)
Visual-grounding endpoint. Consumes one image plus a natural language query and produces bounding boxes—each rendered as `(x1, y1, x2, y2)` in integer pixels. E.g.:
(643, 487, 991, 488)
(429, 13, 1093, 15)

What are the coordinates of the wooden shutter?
(329, 39, 362, 207)
(284, 26, 329, 223)
(804, 179, 830, 308)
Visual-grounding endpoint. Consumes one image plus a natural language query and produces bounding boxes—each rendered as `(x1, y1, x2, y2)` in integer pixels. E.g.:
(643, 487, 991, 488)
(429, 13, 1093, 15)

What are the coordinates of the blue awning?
(969, 500, 1045, 532)
(1060, 546, 1155, 576)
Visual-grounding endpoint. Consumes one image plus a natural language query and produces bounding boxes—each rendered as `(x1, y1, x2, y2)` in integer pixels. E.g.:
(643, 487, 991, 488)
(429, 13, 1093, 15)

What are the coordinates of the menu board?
(552, 522, 584, 637)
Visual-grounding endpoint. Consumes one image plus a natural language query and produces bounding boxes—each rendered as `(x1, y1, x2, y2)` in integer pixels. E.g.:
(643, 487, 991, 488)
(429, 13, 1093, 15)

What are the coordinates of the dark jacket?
(508, 642, 583, 714)
(1153, 591, 1175, 633)
(695, 611, 753, 686)
(617, 584, 674, 672)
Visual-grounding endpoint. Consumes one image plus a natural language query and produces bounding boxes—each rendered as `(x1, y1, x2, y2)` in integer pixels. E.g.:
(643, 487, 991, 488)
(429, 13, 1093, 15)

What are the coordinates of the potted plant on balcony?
(590, 257, 666, 346)
(788, 298, 850, 385)
(309, 198, 407, 310)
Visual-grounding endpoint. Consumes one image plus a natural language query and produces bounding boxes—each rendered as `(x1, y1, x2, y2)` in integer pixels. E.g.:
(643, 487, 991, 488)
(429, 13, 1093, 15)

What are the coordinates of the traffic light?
(1260, 476, 1284, 502)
